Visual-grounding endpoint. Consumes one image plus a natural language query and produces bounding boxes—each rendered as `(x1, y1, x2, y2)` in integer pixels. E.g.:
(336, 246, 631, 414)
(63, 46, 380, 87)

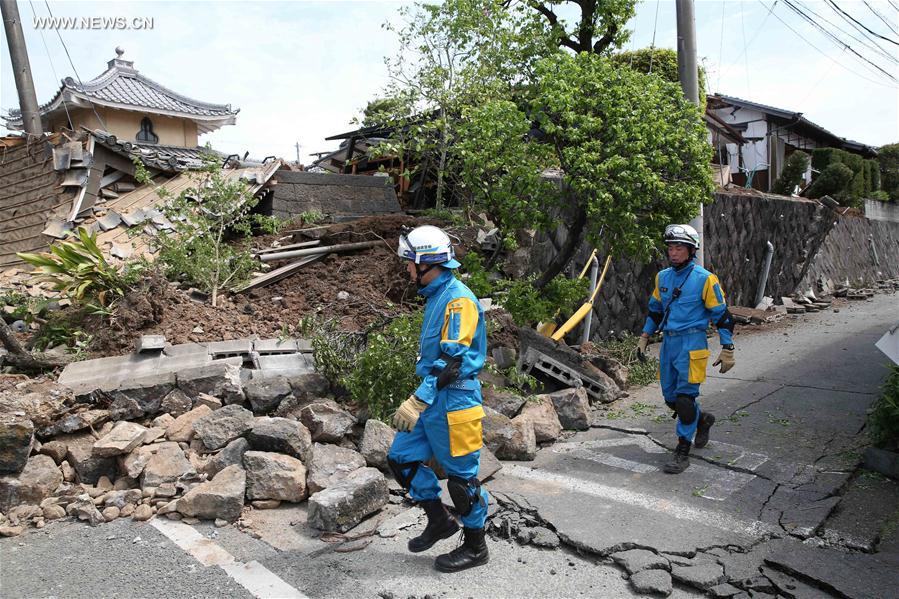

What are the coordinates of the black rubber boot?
(408, 500, 459, 553)
(694, 412, 716, 449)
(663, 438, 692, 474)
(434, 527, 489, 573)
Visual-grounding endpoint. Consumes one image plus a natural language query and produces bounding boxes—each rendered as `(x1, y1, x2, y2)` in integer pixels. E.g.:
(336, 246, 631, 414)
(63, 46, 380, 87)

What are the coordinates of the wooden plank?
(235, 254, 324, 293)
(255, 240, 321, 255)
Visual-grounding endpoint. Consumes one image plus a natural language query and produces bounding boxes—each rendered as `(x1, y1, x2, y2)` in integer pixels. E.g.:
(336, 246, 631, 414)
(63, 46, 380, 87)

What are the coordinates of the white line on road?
(504, 464, 780, 539)
(151, 518, 308, 599)
(703, 440, 769, 470)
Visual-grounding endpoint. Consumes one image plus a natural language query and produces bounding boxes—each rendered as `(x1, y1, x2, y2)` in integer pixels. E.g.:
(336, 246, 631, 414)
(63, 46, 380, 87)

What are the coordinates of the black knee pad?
(387, 457, 421, 491)
(674, 395, 697, 425)
(447, 476, 481, 517)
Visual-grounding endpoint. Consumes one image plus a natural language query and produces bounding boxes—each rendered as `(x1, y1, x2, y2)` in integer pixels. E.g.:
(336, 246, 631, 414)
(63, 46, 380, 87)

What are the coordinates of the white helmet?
(663, 224, 700, 250)
(397, 225, 461, 269)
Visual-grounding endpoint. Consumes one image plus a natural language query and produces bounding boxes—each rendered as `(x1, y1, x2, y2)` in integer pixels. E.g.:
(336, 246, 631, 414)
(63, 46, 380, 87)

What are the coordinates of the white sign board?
(875, 323, 899, 366)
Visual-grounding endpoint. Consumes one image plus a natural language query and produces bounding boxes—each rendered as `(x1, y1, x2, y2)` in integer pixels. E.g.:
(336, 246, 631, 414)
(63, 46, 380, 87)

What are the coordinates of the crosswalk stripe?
(151, 518, 308, 599)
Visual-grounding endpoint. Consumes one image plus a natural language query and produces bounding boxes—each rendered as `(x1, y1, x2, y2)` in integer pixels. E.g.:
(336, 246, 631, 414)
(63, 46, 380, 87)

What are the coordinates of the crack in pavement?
(711, 375, 878, 397)
(728, 384, 786, 417)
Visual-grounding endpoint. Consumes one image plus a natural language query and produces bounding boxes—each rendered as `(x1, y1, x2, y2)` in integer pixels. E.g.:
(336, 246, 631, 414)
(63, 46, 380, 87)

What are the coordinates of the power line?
(795, 0, 898, 64)
(864, 0, 898, 34)
(827, 0, 899, 45)
(648, 0, 660, 74)
(43, 0, 107, 130)
(757, 0, 897, 87)
(781, 0, 897, 81)
(26, 0, 71, 129)
(733, 0, 778, 65)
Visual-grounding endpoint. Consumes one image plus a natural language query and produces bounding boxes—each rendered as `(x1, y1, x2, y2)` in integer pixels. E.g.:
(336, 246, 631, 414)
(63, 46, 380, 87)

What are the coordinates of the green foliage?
(30, 309, 90, 354)
(420, 206, 465, 226)
(342, 312, 424, 421)
(459, 52, 714, 263)
(251, 214, 290, 235)
(457, 251, 493, 298)
(878, 143, 899, 202)
(503, 366, 538, 393)
(808, 148, 880, 207)
(868, 365, 899, 450)
(500, 274, 589, 327)
(771, 151, 810, 196)
(294, 210, 325, 226)
(611, 48, 707, 107)
(17, 227, 138, 308)
(806, 162, 855, 202)
(596, 333, 660, 388)
(870, 190, 891, 201)
(134, 155, 262, 307)
(0, 291, 44, 322)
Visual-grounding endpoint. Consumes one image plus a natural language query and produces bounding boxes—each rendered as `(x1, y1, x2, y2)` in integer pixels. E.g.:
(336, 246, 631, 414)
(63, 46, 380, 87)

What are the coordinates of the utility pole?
(1, 0, 43, 136)
(295, 141, 302, 165)
(676, 0, 703, 265)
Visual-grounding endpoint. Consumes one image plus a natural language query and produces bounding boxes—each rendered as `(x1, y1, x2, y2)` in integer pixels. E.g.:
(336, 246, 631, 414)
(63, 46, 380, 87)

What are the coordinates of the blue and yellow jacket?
(413, 269, 487, 405)
(642, 260, 734, 346)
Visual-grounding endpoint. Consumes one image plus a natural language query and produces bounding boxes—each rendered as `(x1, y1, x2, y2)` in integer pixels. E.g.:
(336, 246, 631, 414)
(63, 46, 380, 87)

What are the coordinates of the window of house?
(136, 117, 159, 143)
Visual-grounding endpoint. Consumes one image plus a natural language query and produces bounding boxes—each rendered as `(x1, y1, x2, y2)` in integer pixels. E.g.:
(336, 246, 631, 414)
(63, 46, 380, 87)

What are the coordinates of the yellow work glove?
(713, 347, 735, 374)
(393, 395, 428, 432)
(636, 336, 649, 363)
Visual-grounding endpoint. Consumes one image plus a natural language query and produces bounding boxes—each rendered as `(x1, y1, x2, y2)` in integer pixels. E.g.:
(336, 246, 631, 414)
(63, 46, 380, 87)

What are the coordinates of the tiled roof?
(90, 129, 221, 172)
(4, 53, 238, 133)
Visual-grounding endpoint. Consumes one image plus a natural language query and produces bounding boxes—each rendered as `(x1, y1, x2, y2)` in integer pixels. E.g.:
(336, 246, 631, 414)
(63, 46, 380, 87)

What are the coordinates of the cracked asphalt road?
(3, 294, 897, 598)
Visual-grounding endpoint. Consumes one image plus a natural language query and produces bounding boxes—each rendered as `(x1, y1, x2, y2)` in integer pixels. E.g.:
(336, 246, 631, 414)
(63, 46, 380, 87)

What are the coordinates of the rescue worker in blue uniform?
(637, 224, 736, 474)
(387, 225, 490, 573)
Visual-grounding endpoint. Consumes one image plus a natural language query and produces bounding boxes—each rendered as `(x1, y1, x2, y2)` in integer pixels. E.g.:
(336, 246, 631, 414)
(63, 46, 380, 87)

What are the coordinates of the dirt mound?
(88, 214, 497, 358)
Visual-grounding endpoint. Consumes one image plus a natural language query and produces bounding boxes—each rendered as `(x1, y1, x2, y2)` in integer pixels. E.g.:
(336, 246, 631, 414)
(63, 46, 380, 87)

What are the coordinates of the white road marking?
(703, 440, 769, 470)
(504, 464, 779, 539)
(151, 519, 307, 599)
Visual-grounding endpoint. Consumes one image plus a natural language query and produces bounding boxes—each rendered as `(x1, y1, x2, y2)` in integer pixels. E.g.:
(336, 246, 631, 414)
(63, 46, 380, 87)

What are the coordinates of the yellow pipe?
(537, 249, 597, 337)
(551, 255, 612, 341)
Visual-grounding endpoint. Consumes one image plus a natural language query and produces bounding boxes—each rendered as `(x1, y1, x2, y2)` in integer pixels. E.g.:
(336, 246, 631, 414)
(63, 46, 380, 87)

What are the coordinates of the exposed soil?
(86, 214, 519, 358)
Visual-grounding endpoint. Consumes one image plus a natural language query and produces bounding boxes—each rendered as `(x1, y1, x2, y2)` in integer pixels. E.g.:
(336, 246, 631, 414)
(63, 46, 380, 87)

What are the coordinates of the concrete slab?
(207, 340, 254, 358)
(136, 335, 166, 353)
(253, 339, 300, 354)
(254, 354, 315, 375)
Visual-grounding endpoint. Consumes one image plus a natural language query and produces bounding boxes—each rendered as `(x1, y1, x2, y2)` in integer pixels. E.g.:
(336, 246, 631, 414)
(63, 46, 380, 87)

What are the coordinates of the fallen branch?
(0, 318, 72, 370)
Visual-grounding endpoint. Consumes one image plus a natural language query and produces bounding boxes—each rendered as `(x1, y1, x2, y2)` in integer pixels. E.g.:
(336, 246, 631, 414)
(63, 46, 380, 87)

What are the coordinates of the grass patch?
(594, 333, 659, 387)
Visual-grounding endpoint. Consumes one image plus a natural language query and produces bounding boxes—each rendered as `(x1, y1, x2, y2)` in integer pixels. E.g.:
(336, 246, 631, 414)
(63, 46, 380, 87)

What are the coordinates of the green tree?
(879, 143, 899, 202)
(771, 151, 810, 196)
(527, 0, 636, 55)
(612, 47, 707, 106)
(458, 52, 714, 286)
(134, 157, 265, 307)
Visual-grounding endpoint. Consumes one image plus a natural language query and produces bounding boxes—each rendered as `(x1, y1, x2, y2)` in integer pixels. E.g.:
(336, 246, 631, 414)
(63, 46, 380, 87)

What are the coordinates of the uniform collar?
(418, 268, 454, 297)
(672, 257, 696, 273)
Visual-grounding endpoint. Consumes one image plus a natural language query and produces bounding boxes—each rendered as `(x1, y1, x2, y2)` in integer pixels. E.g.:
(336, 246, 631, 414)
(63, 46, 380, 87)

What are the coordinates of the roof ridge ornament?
(107, 46, 136, 73)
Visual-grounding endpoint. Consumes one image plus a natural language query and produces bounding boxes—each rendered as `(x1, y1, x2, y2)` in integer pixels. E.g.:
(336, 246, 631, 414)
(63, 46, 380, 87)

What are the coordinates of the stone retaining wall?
(525, 191, 897, 342)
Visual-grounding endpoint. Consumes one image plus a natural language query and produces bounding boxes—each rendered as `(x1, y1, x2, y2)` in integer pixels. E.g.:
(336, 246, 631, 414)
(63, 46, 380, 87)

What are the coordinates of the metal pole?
(1, 0, 42, 136)
(754, 241, 775, 308)
(580, 255, 600, 346)
(258, 240, 380, 262)
(676, 0, 703, 266)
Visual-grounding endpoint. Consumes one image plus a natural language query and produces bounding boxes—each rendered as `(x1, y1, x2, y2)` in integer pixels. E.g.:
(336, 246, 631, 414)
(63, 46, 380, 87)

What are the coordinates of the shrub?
(868, 365, 899, 451)
(596, 333, 660, 388)
(878, 143, 899, 202)
(806, 162, 854, 201)
(808, 148, 880, 206)
(18, 227, 138, 309)
(771, 151, 809, 196)
(342, 312, 423, 421)
(499, 275, 590, 328)
(458, 251, 494, 298)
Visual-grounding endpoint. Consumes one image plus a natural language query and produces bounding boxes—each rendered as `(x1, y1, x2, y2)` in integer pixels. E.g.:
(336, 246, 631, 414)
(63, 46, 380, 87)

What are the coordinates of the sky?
(1, 0, 897, 162)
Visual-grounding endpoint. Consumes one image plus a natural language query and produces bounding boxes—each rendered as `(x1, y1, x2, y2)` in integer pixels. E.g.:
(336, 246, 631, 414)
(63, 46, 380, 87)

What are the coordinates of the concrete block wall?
(525, 191, 899, 342)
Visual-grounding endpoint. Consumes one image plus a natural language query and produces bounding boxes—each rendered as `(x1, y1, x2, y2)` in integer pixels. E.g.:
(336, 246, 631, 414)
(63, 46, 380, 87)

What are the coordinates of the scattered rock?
(66, 497, 104, 526)
(93, 422, 149, 457)
(530, 526, 560, 548)
(103, 489, 142, 509)
(478, 446, 503, 480)
(37, 409, 109, 438)
(307, 443, 366, 494)
(251, 500, 281, 509)
(244, 376, 292, 413)
(177, 464, 245, 521)
(102, 506, 120, 521)
(140, 442, 196, 488)
(359, 419, 395, 470)
(308, 467, 388, 533)
(287, 373, 330, 399)
(612, 548, 670, 574)
(195, 393, 223, 411)
(245, 417, 312, 463)
(42, 504, 66, 520)
(192, 405, 254, 450)
(243, 451, 307, 502)
(548, 387, 591, 430)
(518, 396, 562, 442)
(214, 518, 228, 527)
(204, 437, 249, 478)
(0, 416, 34, 474)
(300, 401, 356, 443)
(60, 461, 75, 482)
(153, 413, 176, 429)
(0, 454, 63, 512)
(630, 569, 673, 596)
(63, 433, 116, 484)
(107, 395, 143, 421)
(160, 388, 193, 417)
(491, 346, 517, 370)
(482, 408, 536, 460)
(0, 525, 24, 537)
(132, 504, 153, 521)
(481, 387, 526, 419)
(39, 440, 68, 464)
(165, 405, 212, 443)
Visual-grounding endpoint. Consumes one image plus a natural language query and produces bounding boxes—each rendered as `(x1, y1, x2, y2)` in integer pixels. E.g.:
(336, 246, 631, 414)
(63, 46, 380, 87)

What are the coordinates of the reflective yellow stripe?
(441, 297, 478, 347)
(703, 274, 725, 309)
(652, 273, 661, 301)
